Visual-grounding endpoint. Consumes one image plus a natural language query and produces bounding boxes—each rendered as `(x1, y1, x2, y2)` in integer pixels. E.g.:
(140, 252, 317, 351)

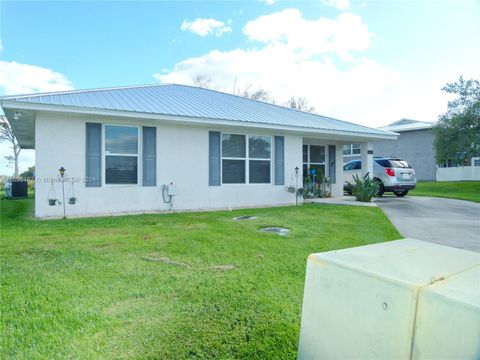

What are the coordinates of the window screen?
(310, 145, 325, 163)
(221, 133, 272, 184)
(105, 125, 138, 184)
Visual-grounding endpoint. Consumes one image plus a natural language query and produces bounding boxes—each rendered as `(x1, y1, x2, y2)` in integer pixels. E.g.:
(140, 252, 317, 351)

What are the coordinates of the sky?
(0, 0, 479, 175)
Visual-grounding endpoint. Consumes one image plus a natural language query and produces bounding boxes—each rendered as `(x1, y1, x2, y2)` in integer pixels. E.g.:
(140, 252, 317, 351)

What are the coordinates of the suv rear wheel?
(375, 179, 384, 197)
(394, 190, 409, 197)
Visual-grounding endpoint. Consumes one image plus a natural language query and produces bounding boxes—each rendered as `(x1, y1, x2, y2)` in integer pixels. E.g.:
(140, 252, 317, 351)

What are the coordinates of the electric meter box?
(298, 238, 480, 360)
(167, 184, 176, 196)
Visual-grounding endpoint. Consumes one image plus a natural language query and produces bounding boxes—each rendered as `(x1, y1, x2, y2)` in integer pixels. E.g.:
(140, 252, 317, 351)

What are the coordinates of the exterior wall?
(360, 142, 373, 178)
(373, 129, 436, 181)
(34, 112, 304, 218)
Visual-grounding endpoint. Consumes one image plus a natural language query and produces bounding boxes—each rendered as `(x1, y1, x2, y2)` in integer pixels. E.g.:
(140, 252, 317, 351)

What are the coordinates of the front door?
(302, 145, 326, 197)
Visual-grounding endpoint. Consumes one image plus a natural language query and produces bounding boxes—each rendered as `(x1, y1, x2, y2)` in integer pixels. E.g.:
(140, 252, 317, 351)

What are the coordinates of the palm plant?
(347, 173, 379, 202)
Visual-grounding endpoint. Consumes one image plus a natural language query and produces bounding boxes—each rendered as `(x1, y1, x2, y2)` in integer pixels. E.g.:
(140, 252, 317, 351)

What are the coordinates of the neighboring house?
(344, 119, 436, 181)
(1, 84, 395, 218)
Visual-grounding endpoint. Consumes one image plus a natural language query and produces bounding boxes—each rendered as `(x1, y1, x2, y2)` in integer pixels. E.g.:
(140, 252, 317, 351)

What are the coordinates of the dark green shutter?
(274, 136, 285, 185)
(209, 131, 221, 186)
(142, 126, 157, 186)
(86, 123, 101, 187)
(329, 145, 336, 184)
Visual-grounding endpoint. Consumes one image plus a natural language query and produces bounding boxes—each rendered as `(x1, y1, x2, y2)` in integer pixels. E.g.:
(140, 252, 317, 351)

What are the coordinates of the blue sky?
(1, 0, 479, 174)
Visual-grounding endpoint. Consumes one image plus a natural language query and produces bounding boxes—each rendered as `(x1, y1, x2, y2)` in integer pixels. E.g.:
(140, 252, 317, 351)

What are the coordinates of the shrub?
(347, 173, 379, 202)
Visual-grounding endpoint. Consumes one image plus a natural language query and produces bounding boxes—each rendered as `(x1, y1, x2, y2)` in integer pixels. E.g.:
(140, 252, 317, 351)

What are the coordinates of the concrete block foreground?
(298, 238, 480, 359)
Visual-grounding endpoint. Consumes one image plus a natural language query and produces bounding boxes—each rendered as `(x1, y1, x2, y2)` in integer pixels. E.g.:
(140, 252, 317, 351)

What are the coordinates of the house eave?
(1, 100, 398, 145)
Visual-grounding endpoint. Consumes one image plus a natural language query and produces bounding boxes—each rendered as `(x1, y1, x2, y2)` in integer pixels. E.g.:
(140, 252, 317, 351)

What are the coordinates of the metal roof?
(1, 84, 392, 137)
(379, 118, 435, 132)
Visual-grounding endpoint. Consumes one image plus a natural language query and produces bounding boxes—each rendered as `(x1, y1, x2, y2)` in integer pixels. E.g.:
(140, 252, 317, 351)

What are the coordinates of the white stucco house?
(1, 84, 396, 218)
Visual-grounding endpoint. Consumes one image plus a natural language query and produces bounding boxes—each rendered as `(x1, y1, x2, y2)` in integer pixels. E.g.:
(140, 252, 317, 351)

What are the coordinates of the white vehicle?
(344, 157, 417, 197)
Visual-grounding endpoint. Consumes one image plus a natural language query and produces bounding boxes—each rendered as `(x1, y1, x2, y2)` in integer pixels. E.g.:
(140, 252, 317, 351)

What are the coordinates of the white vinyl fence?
(436, 162, 480, 182)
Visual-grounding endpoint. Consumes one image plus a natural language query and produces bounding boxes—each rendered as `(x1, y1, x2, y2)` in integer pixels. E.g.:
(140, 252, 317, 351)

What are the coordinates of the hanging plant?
(48, 180, 59, 206)
(67, 180, 76, 205)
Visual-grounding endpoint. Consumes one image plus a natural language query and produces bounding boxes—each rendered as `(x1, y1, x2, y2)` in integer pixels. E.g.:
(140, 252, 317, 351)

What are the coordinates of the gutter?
(1, 100, 398, 141)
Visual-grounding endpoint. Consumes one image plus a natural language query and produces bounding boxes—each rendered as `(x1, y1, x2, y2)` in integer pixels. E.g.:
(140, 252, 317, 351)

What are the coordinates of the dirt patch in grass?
(211, 264, 236, 271)
(141, 256, 190, 268)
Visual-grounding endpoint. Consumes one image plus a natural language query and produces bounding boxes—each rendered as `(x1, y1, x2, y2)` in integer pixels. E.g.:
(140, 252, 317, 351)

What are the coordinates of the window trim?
(103, 124, 141, 186)
(220, 132, 273, 185)
(343, 143, 361, 156)
(303, 144, 326, 177)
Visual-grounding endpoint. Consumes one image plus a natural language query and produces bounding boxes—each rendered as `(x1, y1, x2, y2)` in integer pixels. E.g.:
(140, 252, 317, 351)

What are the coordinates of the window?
(222, 134, 246, 184)
(105, 125, 138, 184)
(303, 145, 325, 178)
(343, 143, 361, 156)
(343, 161, 361, 171)
(389, 160, 411, 169)
(375, 159, 411, 168)
(221, 133, 271, 184)
(375, 159, 390, 168)
(249, 136, 271, 183)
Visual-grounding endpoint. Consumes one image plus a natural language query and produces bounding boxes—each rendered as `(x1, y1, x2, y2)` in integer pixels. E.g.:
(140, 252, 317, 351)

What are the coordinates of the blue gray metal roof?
(2, 84, 391, 136)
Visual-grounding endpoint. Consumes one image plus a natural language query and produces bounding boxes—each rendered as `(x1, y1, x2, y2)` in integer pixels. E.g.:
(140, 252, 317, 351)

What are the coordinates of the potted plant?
(286, 186, 296, 193)
(48, 199, 57, 206)
(68, 197, 77, 205)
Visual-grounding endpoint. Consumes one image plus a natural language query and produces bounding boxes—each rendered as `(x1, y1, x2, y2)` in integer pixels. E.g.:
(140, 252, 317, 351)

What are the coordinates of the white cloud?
(259, 0, 276, 5)
(322, 0, 350, 10)
(0, 61, 73, 95)
(154, 8, 478, 128)
(181, 18, 232, 37)
(156, 9, 398, 126)
(0, 61, 73, 175)
(154, 43, 400, 125)
(243, 9, 371, 57)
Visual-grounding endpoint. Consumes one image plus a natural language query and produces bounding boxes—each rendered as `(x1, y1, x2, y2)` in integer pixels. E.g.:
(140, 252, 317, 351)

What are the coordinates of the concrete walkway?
(305, 196, 377, 207)
(375, 196, 480, 252)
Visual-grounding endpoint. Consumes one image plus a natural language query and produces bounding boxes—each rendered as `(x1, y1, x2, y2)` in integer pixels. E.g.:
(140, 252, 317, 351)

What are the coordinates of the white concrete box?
(413, 265, 480, 359)
(298, 238, 480, 360)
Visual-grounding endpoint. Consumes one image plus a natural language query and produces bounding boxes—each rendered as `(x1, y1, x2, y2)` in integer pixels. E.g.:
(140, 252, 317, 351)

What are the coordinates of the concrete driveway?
(375, 196, 480, 252)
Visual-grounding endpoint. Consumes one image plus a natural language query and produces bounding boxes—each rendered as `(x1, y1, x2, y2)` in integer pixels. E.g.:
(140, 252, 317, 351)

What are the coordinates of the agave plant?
(346, 173, 379, 202)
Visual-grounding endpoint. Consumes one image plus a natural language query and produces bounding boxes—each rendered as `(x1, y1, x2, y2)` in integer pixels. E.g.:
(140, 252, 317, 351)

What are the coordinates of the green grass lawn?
(1, 199, 400, 359)
(410, 181, 480, 203)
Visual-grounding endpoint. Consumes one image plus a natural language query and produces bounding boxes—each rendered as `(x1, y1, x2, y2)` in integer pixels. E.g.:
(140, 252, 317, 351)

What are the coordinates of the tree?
(434, 76, 480, 165)
(190, 74, 317, 110)
(286, 96, 315, 113)
(0, 115, 21, 177)
(193, 73, 213, 89)
(236, 83, 275, 104)
(20, 166, 35, 179)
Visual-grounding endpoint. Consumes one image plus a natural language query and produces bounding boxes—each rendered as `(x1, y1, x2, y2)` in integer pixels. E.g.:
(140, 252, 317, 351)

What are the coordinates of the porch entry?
(302, 144, 336, 198)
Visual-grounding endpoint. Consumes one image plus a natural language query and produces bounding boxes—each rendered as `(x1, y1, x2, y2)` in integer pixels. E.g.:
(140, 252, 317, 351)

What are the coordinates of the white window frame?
(220, 133, 273, 185)
(103, 124, 141, 186)
(303, 144, 326, 177)
(472, 157, 480, 167)
(343, 143, 361, 156)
